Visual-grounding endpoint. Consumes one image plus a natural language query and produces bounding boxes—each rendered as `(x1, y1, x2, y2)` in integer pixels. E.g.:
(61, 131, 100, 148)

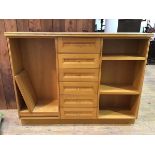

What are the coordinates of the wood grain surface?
(0, 19, 95, 109)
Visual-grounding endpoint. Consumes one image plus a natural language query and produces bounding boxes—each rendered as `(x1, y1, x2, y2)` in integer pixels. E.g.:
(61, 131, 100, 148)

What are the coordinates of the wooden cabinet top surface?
(4, 32, 153, 38)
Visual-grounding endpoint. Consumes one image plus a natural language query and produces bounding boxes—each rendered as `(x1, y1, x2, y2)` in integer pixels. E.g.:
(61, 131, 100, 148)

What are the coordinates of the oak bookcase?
(5, 32, 153, 125)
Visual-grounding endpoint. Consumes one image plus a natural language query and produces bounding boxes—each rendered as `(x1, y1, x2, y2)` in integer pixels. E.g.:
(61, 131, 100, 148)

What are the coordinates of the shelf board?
(98, 110, 135, 119)
(102, 55, 145, 60)
(100, 84, 140, 95)
(20, 99, 59, 117)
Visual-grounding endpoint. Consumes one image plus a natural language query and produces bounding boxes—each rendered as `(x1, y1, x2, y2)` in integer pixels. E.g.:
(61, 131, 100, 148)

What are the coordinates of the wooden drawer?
(60, 82, 98, 95)
(58, 37, 101, 53)
(58, 54, 100, 68)
(60, 95, 97, 108)
(59, 68, 99, 82)
(61, 108, 97, 119)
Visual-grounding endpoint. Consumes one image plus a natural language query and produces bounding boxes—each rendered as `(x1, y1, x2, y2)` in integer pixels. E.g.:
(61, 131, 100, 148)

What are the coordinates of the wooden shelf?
(98, 110, 135, 119)
(100, 84, 140, 95)
(102, 55, 145, 60)
(20, 99, 59, 117)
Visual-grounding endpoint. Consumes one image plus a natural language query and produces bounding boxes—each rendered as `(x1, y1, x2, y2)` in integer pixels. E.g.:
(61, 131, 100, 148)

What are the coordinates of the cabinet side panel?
(7, 38, 23, 112)
(132, 39, 151, 117)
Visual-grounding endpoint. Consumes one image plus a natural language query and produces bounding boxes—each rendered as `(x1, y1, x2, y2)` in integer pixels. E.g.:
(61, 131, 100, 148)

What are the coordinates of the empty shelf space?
(100, 61, 145, 92)
(20, 99, 59, 117)
(100, 84, 140, 95)
(102, 39, 149, 57)
(99, 94, 139, 119)
(102, 55, 145, 60)
(98, 110, 135, 119)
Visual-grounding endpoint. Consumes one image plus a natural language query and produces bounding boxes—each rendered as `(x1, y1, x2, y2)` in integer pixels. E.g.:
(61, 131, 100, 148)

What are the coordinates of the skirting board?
(21, 117, 135, 125)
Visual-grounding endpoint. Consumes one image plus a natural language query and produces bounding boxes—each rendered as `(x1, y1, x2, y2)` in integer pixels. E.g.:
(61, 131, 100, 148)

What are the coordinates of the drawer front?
(61, 108, 97, 119)
(58, 37, 101, 53)
(60, 95, 97, 108)
(60, 82, 98, 95)
(58, 54, 100, 68)
(59, 68, 99, 82)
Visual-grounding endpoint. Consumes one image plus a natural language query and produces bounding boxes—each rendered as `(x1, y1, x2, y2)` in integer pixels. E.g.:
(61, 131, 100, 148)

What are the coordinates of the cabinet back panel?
(99, 95, 136, 110)
(103, 39, 148, 56)
(101, 61, 135, 85)
(18, 38, 58, 100)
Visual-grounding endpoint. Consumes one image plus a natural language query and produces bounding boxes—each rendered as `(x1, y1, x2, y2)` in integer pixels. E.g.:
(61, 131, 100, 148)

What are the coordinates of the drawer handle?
(64, 58, 95, 62)
(64, 111, 94, 118)
(63, 41, 95, 45)
(64, 111, 93, 115)
(64, 87, 93, 92)
(64, 73, 95, 79)
(64, 99, 94, 105)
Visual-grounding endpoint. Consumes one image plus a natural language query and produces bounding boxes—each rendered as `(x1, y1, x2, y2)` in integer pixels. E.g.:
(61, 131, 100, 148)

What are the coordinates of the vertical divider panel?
(97, 38, 104, 117)
(55, 37, 61, 116)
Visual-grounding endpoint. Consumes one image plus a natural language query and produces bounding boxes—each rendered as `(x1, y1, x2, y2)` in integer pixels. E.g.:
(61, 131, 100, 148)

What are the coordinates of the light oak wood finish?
(6, 38, 23, 115)
(58, 54, 100, 68)
(57, 37, 101, 119)
(59, 68, 99, 82)
(98, 110, 135, 119)
(15, 70, 37, 112)
(99, 95, 138, 109)
(4, 32, 153, 38)
(60, 95, 97, 108)
(7, 37, 59, 117)
(100, 61, 145, 90)
(58, 37, 101, 53)
(102, 39, 149, 57)
(99, 94, 140, 118)
(60, 82, 98, 95)
(100, 84, 140, 95)
(20, 99, 59, 117)
(19, 38, 58, 100)
(20, 117, 135, 124)
(0, 20, 95, 109)
(2, 65, 155, 132)
(102, 55, 145, 60)
(61, 107, 97, 119)
(4, 32, 153, 124)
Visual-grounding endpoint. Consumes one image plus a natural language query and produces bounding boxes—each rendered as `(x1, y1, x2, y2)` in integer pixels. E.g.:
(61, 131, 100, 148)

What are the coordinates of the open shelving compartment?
(9, 38, 59, 117)
(100, 60, 145, 95)
(99, 60, 144, 119)
(99, 94, 139, 119)
(102, 38, 148, 60)
(99, 37, 148, 120)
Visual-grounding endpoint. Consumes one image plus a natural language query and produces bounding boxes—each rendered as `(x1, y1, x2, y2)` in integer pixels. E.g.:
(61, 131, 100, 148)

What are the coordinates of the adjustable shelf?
(99, 37, 149, 121)
(98, 110, 135, 119)
(20, 99, 59, 117)
(99, 94, 139, 120)
(100, 84, 140, 95)
(100, 60, 145, 92)
(102, 55, 145, 60)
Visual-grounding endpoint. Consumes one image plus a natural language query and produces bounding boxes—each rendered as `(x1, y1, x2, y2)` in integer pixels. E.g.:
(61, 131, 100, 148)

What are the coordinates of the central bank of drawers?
(58, 37, 101, 119)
